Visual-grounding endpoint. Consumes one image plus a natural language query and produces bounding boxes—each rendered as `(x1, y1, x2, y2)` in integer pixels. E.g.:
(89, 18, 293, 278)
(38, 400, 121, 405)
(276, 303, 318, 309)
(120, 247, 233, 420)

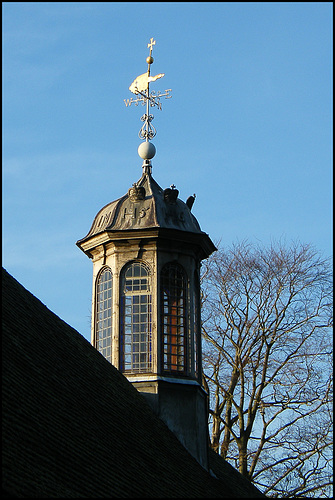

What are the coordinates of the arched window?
(120, 262, 152, 373)
(95, 267, 113, 362)
(161, 263, 188, 373)
(193, 270, 200, 379)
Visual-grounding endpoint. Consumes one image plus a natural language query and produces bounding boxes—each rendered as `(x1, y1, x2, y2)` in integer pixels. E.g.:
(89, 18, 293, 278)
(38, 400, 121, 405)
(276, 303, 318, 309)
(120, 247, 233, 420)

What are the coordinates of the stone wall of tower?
(132, 379, 209, 470)
(87, 232, 210, 469)
(89, 237, 159, 371)
(89, 232, 204, 378)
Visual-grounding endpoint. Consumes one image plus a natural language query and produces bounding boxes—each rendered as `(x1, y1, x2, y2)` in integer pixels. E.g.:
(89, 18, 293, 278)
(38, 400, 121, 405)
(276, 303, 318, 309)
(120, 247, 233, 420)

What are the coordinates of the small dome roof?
(78, 169, 203, 244)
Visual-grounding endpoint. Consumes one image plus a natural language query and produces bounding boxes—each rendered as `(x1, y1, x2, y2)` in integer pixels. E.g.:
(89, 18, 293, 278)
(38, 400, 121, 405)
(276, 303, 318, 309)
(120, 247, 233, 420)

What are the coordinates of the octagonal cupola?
(76, 38, 216, 470)
(77, 161, 215, 378)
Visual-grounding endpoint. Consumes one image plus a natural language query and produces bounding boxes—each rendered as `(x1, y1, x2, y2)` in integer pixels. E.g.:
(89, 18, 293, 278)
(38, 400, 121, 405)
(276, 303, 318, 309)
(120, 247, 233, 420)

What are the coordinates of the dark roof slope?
(2, 268, 266, 498)
(208, 449, 266, 498)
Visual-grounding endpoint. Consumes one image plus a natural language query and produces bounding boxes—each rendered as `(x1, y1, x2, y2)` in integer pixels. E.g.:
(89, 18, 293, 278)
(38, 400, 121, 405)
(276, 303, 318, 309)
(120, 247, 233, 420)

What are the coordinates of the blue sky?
(3, 2, 333, 342)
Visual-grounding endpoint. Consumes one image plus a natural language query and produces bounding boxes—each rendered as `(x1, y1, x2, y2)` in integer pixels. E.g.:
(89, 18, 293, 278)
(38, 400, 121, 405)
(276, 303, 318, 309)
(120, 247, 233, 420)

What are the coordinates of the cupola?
(76, 38, 216, 469)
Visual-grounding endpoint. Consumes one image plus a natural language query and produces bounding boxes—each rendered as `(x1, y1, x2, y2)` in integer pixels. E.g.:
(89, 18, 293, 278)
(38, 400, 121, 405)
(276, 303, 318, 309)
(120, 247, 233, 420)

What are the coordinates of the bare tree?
(201, 241, 333, 498)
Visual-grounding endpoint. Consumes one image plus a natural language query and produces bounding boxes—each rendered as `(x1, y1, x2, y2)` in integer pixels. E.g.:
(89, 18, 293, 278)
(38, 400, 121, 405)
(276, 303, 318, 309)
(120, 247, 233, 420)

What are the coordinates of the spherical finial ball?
(146, 56, 154, 64)
(138, 141, 156, 160)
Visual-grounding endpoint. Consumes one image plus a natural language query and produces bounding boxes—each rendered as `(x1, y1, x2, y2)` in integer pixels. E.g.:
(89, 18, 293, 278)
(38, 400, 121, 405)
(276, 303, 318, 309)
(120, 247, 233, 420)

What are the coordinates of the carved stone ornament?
(128, 183, 146, 202)
(163, 186, 179, 205)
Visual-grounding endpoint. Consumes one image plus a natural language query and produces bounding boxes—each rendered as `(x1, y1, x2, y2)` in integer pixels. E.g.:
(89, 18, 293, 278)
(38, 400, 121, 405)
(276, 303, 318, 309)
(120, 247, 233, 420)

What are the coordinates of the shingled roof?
(2, 268, 266, 498)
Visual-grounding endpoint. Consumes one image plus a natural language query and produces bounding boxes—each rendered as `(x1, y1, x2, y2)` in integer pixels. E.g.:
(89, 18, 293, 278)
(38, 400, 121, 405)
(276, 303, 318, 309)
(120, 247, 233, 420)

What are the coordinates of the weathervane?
(124, 38, 172, 166)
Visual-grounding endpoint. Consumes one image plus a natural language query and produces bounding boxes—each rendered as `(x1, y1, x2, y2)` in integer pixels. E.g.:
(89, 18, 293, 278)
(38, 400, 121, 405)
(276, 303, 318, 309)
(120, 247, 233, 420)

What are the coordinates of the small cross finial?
(147, 37, 156, 55)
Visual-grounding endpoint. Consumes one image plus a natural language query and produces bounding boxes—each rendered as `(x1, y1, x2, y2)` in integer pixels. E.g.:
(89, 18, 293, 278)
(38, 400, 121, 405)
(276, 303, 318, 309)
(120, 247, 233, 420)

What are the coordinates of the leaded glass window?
(161, 263, 188, 373)
(120, 262, 152, 373)
(193, 270, 200, 378)
(95, 267, 113, 362)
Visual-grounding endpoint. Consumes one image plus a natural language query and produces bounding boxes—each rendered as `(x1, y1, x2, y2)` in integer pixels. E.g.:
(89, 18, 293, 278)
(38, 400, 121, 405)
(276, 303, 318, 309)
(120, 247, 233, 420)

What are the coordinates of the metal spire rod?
(143, 39, 153, 142)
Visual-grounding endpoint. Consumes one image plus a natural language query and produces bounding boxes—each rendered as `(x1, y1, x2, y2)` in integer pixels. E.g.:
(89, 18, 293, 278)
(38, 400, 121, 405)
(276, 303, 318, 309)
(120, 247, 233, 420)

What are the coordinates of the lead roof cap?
(77, 168, 204, 244)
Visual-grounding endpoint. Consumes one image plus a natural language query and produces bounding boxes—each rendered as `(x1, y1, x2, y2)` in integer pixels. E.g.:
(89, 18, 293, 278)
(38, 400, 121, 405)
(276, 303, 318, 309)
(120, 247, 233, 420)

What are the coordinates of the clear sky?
(2, 2, 333, 342)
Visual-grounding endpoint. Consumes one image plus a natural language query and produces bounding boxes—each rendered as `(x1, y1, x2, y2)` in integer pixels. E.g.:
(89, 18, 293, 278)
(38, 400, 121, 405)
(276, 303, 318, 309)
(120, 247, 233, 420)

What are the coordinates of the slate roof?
(2, 268, 266, 498)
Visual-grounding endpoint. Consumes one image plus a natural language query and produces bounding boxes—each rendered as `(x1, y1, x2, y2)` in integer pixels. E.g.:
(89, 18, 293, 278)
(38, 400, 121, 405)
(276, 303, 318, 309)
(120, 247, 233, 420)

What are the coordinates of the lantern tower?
(77, 38, 216, 469)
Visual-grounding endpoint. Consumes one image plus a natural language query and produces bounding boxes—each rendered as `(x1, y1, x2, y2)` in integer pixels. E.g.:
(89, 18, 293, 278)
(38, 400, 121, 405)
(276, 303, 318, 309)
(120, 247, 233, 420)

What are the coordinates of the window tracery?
(95, 267, 113, 362)
(120, 262, 152, 373)
(161, 263, 188, 373)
